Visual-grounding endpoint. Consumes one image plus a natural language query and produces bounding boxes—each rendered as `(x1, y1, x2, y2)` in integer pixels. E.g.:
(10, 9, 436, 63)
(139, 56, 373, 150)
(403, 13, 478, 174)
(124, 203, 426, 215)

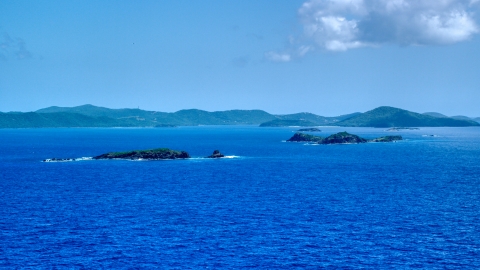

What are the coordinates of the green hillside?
(35, 105, 276, 126)
(424, 112, 480, 123)
(2, 105, 478, 128)
(423, 112, 448, 118)
(451, 115, 474, 121)
(211, 110, 276, 124)
(274, 112, 361, 125)
(37, 104, 166, 123)
(259, 119, 317, 127)
(173, 109, 275, 125)
(337, 107, 479, 127)
(275, 113, 329, 125)
(0, 112, 133, 128)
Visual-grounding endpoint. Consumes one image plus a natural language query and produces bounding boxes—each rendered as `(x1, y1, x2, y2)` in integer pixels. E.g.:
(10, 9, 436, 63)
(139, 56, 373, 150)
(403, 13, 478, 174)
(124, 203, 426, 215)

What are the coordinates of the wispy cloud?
(264, 51, 292, 62)
(1, 32, 33, 60)
(267, 0, 479, 60)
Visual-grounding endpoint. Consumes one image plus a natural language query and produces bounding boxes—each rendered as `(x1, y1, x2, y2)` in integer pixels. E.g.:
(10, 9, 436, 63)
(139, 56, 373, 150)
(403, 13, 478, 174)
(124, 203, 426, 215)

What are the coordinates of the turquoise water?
(1, 126, 480, 268)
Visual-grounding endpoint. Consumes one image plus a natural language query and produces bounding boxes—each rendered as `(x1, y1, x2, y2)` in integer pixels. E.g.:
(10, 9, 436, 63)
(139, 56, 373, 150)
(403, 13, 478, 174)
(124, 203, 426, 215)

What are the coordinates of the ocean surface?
(1, 126, 480, 269)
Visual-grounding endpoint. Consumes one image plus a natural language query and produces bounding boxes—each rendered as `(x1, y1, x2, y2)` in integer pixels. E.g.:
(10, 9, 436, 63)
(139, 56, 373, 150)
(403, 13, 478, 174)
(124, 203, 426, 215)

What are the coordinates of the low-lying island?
(287, 131, 402, 144)
(44, 149, 228, 162)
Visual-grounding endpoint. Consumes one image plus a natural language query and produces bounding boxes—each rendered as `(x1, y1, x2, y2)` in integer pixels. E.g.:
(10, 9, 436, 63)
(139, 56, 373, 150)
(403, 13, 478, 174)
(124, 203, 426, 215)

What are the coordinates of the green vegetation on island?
(336, 107, 479, 127)
(44, 148, 232, 161)
(287, 133, 324, 143)
(274, 112, 361, 125)
(0, 112, 128, 128)
(259, 119, 317, 127)
(321, 132, 368, 144)
(287, 132, 402, 144)
(35, 105, 277, 126)
(1, 104, 478, 128)
(93, 148, 190, 160)
(423, 112, 449, 118)
(424, 112, 480, 123)
(370, 136, 403, 142)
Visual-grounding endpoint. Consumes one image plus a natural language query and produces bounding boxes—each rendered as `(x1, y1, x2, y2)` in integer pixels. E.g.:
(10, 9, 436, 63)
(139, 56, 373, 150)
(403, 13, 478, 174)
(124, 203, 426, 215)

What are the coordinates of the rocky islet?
(287, 131, 402, 144)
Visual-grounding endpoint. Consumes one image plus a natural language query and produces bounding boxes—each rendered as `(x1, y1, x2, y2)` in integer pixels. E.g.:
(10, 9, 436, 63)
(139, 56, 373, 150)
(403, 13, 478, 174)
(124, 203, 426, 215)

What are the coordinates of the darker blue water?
(1, 126, 480, 268)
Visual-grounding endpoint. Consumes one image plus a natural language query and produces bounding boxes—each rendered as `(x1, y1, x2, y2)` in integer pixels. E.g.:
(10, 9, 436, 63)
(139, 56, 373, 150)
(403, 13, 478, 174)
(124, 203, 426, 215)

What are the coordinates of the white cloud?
(298, 45, 313, 56)
(265, 51, 292, 62)
(296, 0, 479, 51)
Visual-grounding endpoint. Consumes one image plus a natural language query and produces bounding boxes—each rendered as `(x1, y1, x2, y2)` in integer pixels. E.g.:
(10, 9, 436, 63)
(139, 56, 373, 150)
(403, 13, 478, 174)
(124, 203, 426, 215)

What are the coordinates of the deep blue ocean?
(1, 126, 480, 269)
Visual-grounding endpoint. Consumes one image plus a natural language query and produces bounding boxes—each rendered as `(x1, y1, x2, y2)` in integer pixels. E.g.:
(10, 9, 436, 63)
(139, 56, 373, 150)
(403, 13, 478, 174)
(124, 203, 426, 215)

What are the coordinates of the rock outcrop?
(206, 150, 225, 158)
(43, 158, 75, 162)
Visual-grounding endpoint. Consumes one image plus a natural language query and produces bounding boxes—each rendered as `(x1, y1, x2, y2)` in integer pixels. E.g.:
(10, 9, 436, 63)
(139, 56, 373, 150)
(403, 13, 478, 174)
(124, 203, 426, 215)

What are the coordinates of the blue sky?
(1, 0, 479, 116)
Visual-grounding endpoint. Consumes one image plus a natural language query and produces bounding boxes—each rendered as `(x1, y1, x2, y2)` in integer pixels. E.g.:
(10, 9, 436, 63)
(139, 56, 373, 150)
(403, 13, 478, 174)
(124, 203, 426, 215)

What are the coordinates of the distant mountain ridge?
(423, 112, 448, 118)
(337, 106, 479, 127)
(274, 112, 361, 125)
(259, 119, 317, 127)
(424, 111, 480, 123)
(35, 105, 356, 126)
(0, 112, 128, 128)
(35, 104, 277, 126)
(0, 105, 478, 128)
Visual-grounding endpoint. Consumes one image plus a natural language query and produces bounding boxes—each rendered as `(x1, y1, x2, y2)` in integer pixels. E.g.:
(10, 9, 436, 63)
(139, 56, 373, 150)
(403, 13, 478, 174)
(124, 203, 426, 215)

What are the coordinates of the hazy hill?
(451, 115, 474, 121)
(174, 109, 276, 125)
(0, 112, 134, 128)
(36, 105, 341, 126)
(259, 119, 317, 127)
(35, 105, 276, 126)
(36, 104, 165, 122)
(275, 113, 329, 125)
(2, 105, 478, 128)
(424, 112, 480, 123)
(211, 109, 275, 124)
(423, 112, 448, 118)
(274, 112, 361, 125)
(332, 112, 363, 122)
(3, 105, 279, 127)
(337, 107, 479, 127)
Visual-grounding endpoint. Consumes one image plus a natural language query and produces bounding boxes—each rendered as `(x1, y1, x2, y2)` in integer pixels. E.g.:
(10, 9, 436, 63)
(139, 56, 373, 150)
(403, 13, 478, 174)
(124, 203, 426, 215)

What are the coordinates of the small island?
(43, 148, 234, 162)
(206, 150, 225, 158)
(370, 136, 403, 142)
(287, 133, 323, 143)
(321, 132, 367, 144)
(93, 148, 190, 160)
(297, 128, 321, 132)
(386, 127, 419, 131)
(287, 132, 402, 144)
